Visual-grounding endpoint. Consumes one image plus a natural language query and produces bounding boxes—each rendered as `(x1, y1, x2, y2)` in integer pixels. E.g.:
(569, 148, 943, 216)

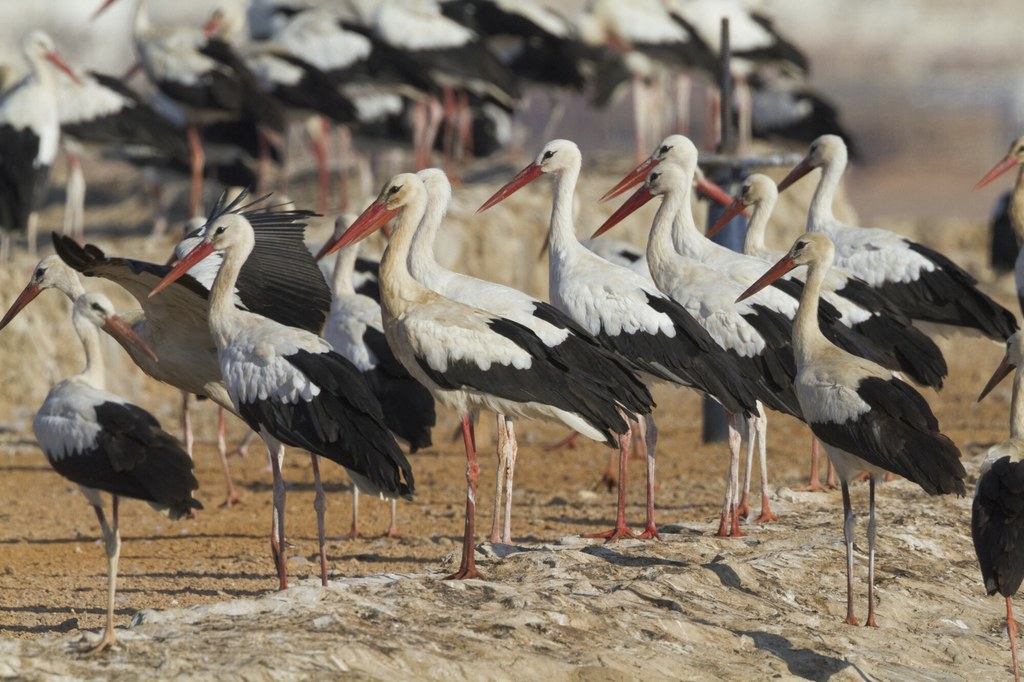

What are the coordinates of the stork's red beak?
(978, 352, 1016, 402)
(776, 157, 815, 193)
(91, 0, 118, 21)
(974, 155, 1019, 191)
(707, 197, 747, 238)
(591, 184, 654, 239)
(477, 163, 543, 213)
(0, 282, 41, 331)
(103, 314, 158, 365)
(203, 9, 224, 37)
(150, 241, 215, 298)
(46, 51, 80, 85)
(316, 201, 398, 260)
(736, 254, 797, 302)
(600, 157, 659, 203)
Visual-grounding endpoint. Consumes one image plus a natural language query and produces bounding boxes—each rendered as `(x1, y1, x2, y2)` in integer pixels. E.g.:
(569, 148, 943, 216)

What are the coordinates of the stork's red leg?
(447, 414, 481, 579)
(216, 407, 240, 507)
(841, 481, 858, 626)
(345, 488, 362, 540)
(1007, 596, 1020, 682)
(186, 124, 204, 218)
(585, 425, 635, 542)
(636, 415, 661, 540)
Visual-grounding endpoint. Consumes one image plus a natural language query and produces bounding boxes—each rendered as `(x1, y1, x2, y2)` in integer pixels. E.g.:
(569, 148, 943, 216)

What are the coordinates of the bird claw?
(753, 511, 778, 524)
(78, 631, 115, 655)
(584, 525, 636, 543)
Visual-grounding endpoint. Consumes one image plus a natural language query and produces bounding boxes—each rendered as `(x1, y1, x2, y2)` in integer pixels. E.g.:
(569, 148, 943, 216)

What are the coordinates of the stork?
(974, 135, 1024, 316)
(777, 134, 1018, 341)
(318, 171, 654, 578)
(34, 292, 201, 652)
(324, 232, 435, 539)
(0, 30, 78, 259)
(975, 331, 1024, 682)
(93, 0, 285, 217)
(151, 207, 413, 591)
(593, 161, 803, 531)
(737, 232, 966, 627)
(478, 139, 759, 538)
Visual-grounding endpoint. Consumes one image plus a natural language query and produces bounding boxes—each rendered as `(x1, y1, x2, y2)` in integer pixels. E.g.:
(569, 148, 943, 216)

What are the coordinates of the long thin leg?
(841, 480, 858, 625)
(311, 116, 330, 215)
(180, 391, 194, 460)
(501, 418, 518, 544)
(83, 499, 119, 654)
(753, 409, 777, 523)
(489, 414, 507, 544)
(216, 408, 240, 507)
(738, 413, 755, 519)
(267, 438, 288, 590)
(26, 212, 37, 259)
(310, 454, 328, 587)
(64, 150, 85, 240)
(798, 435, 830, 492)
(186, 123, 204, 218)
(717, 414, 745, 537)
(636, 414, 660, 540)
(346, 488, 361, 540)
(386, 499, 401, 538)
(447, 414, 481, 580)
(865, 476, 878, 627)
(827, 460, 838, 489)
(585, 426, 635, 542)
(1008, 596, 1020, 682)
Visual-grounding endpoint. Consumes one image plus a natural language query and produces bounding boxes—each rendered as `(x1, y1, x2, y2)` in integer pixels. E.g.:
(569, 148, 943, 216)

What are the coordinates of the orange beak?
(736, 254, 797, 303)
(315, 201, 398, 261)
(978, 352, 1016, 402)
(776, 157, 815, 193)
(477, 163, 543, 213)
(91, 0, 118, 21)
(0, 282, 41, 331)
(203, 9, 223, 37)
(974, 154, 1019, 191)
(707, 197, 747, 238)
(600, 157, 659, 203)
(591, 184, 654, 239)
(103, 314, 159, 365)
(46, 51, 80, 85)
(150, 241, 215, 298)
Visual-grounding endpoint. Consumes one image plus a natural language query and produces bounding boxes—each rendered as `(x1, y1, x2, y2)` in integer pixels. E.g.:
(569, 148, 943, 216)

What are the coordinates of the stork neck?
(132, 0, 151, 37)
(331, 245, 357, 298)
(380, 196, 433, 322)
(669, 197, 705, 258)
(547, 162, 583, 263)
(407, 190, 445, 283)
(73, 312, 106, 390)
(1012, 364, 1024, 442)
(1011, 167, 1024, 245)
(792, 258, 829, 366)
(208, 242, 248, 346)
(744, 201, 770, 256)
(647, 187, 685, 277)
(807, 159, 843, 232)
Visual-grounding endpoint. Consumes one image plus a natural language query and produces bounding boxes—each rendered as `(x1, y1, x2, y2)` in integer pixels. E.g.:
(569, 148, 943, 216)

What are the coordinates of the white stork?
(777, 134, 1018, 341)
(975, 331, 1024, 682)
(151, 207, 414, 591)
(974, 135, 1024, 316)
(478, 138, 760, 539)
(737, 231, 966, 627)
(0, 30, 78, 259)
(318, 171, 654, 579)
(94, 0, 285, 217)
(592, 161, 803, 532)
(323, 232, 435, 539)
(34, 292, 201, 653)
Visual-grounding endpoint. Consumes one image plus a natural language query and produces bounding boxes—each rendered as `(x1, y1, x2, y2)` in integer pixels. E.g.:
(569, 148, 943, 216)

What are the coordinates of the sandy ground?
(0, 150, 1018, 680)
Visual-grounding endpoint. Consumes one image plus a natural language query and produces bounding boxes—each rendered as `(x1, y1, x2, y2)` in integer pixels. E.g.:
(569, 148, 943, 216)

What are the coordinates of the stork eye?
(542, 150, 555, 160)
(388, 184, 402, 196)
(794, 240, 808, 251)
(35, 266, 47, 278)
(214, 225, 227, 236)
(649, 171, 660, 183)
(91, 303, 104, 312)
(659, 145, 670, 155)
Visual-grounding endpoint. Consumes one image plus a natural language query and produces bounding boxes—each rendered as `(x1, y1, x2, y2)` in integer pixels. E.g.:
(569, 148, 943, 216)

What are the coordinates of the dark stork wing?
(811, 376, 966, 496)
(362, 326, 435, 453)
(973, 456, 1024, 597)
(0, 122, 46, 229)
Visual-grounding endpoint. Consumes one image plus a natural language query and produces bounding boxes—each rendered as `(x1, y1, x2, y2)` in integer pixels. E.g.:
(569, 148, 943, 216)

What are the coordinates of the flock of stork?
(2, 0, 1024, 678)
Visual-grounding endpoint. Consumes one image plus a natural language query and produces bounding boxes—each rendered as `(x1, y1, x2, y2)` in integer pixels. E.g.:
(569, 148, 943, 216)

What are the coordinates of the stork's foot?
(736, 501, 751, 519)
(865, 615, 878, 628)
(384, 527, 403, 539)
(79, 629, 115, 655)
(635, 523, 661, 541)
(546, 432, 580, 452)
(445, 565, 481, 580)
(343, 526, 362, 541)
(594, 471, 617, 493)
(715, 510, 747, 538)
(219, 489, 242, 508)
(753, 510, 778, 524)
(584, 524, 636, 543)
(795, 479, 834, 493)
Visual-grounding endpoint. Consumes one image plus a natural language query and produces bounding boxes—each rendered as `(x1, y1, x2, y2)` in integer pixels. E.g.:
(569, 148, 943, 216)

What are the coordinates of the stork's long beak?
(150, 241, 215, 297)
(978, 352, 1016, 402)
(707, 197, 747, 238)
(591, 185, 654, 239)
(736, 254, 797, 302)
(91, 0, 118, 21)
(103, 314, 159, 365)
(974, 155, 1019, 191)
(316, 201, 398, 260)
(776, 157, 815, 193)
(46, 51, 80, 85)
(477, 162, 543, 213)
(600, 157, 659, 203)
(0, 282, 41, 331)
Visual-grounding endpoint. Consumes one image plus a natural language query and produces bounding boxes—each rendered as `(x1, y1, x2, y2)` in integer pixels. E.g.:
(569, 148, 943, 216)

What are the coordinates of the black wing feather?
(973, 457, 1024, 597)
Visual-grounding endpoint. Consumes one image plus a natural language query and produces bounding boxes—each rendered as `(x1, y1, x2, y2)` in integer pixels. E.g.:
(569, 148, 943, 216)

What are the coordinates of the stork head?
(736, 232, 834, 303)
(592, 162, 687, 239)
(777, 134, 847, 192)
(975, 135, 1024, 191)
(150, 214, 254, 297)
(74, 292, 158, 364)
(0, 255, 84, 331)
(708, 173, 779, 237)
(600, 134, 694, 202)
(316, 173, 424, 260)
(477, 139, 581, 213)
(979, 331, 1024, 402)
(22, 30, 79, 84)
